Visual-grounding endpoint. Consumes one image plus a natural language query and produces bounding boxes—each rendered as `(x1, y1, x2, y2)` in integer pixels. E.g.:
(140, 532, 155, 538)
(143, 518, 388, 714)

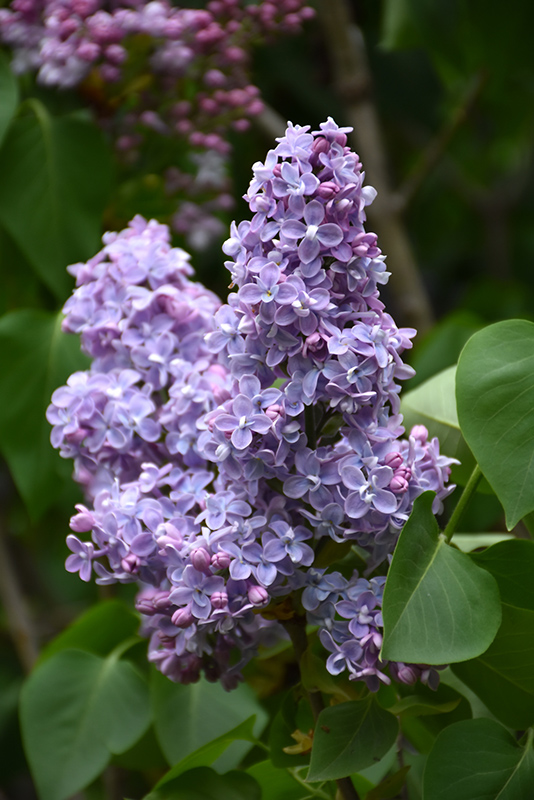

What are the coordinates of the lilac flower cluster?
(48, 119, 455, 692)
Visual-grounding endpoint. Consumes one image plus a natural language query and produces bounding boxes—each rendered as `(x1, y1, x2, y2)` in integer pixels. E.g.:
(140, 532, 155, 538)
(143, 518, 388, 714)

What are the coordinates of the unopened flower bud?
(211, 591, 228, 609)
(410, 425, 429, 443)
(248, 585, 269, 606)
(172, 607, 194, 628)
(191, 547, 211, 572)
(211, 552, 231, 570)
(384, 452, 403, 469)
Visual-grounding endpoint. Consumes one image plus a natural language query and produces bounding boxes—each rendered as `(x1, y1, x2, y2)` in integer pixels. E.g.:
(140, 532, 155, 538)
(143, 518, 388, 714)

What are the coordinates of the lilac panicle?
(48, 119, 457, 692)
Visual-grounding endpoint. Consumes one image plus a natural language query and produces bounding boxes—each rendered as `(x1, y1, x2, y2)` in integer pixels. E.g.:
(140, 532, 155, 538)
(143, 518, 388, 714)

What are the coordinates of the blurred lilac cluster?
(48, 119, 455, 690)
(0, 0, 314, 249)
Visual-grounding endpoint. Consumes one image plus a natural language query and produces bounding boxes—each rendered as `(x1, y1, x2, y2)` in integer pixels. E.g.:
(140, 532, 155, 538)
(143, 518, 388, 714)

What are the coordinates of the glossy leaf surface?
(381, 492, 501, 663)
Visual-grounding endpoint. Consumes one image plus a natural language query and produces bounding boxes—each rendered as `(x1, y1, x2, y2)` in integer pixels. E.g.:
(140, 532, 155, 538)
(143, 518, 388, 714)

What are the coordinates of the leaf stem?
(442, 464, 482, 543)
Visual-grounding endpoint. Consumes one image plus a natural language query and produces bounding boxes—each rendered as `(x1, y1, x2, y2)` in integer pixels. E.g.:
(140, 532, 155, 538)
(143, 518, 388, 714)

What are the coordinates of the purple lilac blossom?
(48, 119, 457, 692)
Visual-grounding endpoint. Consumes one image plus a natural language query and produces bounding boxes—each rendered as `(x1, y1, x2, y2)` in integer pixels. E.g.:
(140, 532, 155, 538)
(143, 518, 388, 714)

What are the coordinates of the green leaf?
(383, 695, 460, 718)
(0, 52, 18, 148)
(154, 717, 257, 787)
(453, 605, 534, 729)
(451, 540, 534, 728)
(471, 539, 534, 609)
(0, 101, 112, 299)
(20, 649, 151, 800)
(453, 533, 514, 552)
(456, 319, 534, 529)
(423, 719, 534, 799)
(39, 600, 141, 662)
(145, 766, 262, 800)
(247, 761, 310, 800)
(307, 698, 398, 782)
(402, 366, 459, 429)
(365, 766, 411, 800)
(0, 310, 89, 518)
(151, 670, 267, 769)
(381, 492, 501, 664)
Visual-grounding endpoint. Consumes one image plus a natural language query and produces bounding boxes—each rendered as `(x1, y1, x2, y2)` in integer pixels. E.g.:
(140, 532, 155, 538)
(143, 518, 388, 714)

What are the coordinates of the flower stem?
(442, 464, 482, 543)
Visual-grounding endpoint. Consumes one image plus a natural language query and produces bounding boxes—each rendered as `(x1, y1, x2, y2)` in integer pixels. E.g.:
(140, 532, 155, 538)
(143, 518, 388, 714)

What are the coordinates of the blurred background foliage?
(1, 0, 534, 796)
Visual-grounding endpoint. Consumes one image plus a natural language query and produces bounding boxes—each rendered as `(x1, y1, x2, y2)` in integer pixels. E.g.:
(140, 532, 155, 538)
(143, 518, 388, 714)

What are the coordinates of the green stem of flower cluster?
(442, 464, 482, 543)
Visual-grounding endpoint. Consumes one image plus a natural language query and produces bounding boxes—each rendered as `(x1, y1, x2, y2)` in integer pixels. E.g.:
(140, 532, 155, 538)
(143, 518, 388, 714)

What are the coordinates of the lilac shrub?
(47, 118, 455, 692)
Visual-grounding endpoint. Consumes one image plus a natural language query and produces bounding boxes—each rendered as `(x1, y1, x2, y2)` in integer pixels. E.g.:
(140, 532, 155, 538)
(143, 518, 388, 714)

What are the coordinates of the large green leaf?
(0, 52, 18, 148)
(145, 766, 261, 800)
(0, 310, 89, 518)
(20, 649, 151, 800)
(151, 670, 267, 769)
(307, 697, 398, 782)
(423, 719, 534, 800)
(452, 539, 534, 728)
(456, 319, 534, 529)
(381, 492, 501, 664)
(39, 600, 141, 662)
(0, 101, 112, 298)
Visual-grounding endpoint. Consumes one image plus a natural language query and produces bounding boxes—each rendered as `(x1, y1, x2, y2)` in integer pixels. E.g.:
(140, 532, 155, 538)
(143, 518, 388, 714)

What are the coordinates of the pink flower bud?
(172, 607, 194, 628)
(211, 591, 228, 609)
(316, 181, 339, 199)
(212, 552, 231, 570)
(191, 547, 211, 572)
(248, 585, 269, 606)
(384, 451, 403, 469)
(153, 591, 172, 611)
(390, 475, 409, 493)
(410, 425, 428, 443)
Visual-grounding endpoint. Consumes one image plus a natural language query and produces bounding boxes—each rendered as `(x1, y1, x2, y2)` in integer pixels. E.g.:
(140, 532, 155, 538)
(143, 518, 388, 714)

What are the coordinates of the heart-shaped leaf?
(381, 492, 501, 664)
(456, 320, 534, 529)
(20, 649, 150, 800)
